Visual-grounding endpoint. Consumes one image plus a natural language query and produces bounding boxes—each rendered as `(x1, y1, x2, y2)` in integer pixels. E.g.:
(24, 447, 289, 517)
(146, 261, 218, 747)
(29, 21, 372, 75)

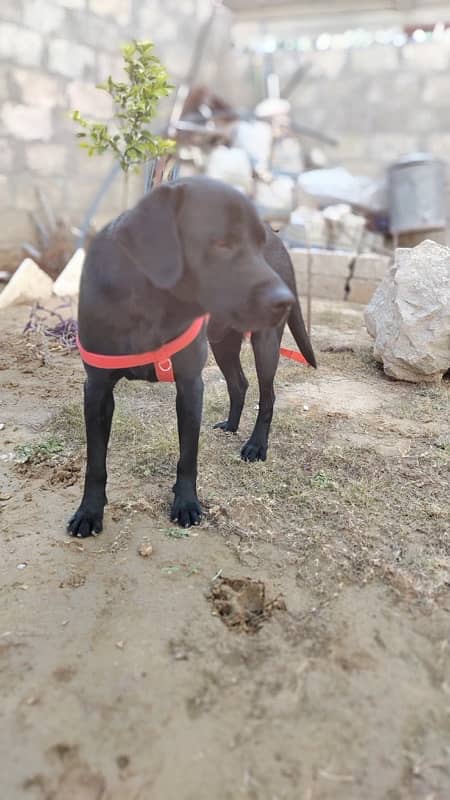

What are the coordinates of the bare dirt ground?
(1, 299, 449, 800)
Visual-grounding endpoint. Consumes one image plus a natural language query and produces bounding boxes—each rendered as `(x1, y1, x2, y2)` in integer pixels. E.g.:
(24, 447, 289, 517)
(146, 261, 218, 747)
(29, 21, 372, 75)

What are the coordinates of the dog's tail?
(286, 298, 317, 368)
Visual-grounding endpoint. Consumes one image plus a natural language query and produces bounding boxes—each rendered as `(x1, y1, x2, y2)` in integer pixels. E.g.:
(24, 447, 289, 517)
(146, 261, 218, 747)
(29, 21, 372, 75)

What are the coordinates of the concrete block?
(48, 39, 95, 79)
(24, 0, 65, 34)
(26, 144, 68, 175)
(96, 53, 125, 82)
(289, 249, 350, 301)
(310, 275, 347, 302)
(347, 278, 379, 305)
(138, 9, 177, 42)
(53, 248, 85, 296)
(68, 81, 113, 119)
(0, 209, 35, 245)
(367, 134, 418, 164)
(59, 0, 86, 7)
(0, 24, 43, 68)
(309, 49, 348, 79)
(14, 173, 66, 213)
(292, 263, 346, 301)
(0, 176, 9, 209)
(1, 103, 52, 142)
(0, 258, 53, 309)
(337, 136, 367, 160)
(290, 249, 354, 278)
(402, 42, 448, 72)
(429, 133, 450, 161)
(12, 69, 62, 109)
(353, 254, 391, 281)
(351, 45, 399, 73)
(423, 75, 450, 106)
(0, 70, 8, 103)
(0, 139, 15, 172)
(158, 40, 195, 80)
(90, 0, 131, 24)
(2, 0, 23, 22)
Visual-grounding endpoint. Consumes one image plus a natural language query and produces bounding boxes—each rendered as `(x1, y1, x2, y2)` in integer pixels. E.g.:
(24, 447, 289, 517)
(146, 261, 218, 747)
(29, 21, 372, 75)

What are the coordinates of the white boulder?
(365, 239, 450, 383)
(0, 258, 53, 310)
(53, 248, 85, 297)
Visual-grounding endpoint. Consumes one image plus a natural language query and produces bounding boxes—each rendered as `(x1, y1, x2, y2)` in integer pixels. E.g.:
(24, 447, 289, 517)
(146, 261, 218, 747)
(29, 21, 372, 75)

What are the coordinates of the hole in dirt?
(208, 577, 286, 633)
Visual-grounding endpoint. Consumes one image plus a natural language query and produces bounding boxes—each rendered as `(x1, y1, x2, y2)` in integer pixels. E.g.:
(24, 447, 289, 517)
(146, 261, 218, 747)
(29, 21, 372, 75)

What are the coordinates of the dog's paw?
(67, 506, 104, 538)
(170, 496, 202, 528)
(241, 439, 267, 462)
(213, 420, 237, 433)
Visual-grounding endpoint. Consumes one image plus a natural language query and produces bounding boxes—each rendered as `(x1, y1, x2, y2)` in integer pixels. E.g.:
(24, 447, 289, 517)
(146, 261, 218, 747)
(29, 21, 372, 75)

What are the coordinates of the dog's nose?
(265, 284, 295, 318)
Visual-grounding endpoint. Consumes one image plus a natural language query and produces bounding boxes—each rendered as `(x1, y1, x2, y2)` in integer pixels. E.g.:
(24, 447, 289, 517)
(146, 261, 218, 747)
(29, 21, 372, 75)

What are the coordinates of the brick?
(1, 103, 52, 141)
(24, 0, 65, 34)
(68, 81, 113, 119)
(347, 278, 380, 305)
(0, 139, 15, 171)
(0, 23, 43, 68)
(353, 254, 391, 280)
(11, 69, 62, 109)
(89, 0, 131, 24)
(351, 45, 399, 73)
(48, 38, 95, 79)
(26, 144, 67, 175)
(402, 42, 448, 72)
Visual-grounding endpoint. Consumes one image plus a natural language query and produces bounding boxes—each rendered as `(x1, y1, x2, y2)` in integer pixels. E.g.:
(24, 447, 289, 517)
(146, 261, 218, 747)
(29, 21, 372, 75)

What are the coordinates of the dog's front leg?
(241, 329, 281, 463)
(171, 374, 203, 527)
(68, 370, 116, 537)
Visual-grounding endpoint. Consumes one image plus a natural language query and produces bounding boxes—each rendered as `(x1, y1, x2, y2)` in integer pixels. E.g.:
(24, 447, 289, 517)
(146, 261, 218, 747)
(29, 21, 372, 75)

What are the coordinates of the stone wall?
(222, 32, 450, 177)
(0, 0, 228, 267)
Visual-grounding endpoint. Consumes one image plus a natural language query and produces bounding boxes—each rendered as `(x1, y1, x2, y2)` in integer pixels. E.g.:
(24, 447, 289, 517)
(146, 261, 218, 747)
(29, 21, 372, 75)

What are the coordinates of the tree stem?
(122, 171, 129, 210)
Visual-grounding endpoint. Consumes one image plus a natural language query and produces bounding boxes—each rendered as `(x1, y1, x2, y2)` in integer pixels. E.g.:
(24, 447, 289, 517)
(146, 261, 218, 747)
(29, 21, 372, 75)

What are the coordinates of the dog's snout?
(269, 285, 294, 314)
(258, 283, 295, 323)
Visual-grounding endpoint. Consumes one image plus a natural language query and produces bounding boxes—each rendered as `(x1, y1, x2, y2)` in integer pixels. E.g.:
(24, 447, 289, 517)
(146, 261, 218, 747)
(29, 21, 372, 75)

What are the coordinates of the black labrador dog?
(69, 177, 315, 537)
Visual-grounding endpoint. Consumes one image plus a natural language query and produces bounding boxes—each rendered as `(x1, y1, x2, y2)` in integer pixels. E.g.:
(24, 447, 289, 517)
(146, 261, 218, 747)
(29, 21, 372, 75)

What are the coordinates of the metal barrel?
(388, 152, 448, 234)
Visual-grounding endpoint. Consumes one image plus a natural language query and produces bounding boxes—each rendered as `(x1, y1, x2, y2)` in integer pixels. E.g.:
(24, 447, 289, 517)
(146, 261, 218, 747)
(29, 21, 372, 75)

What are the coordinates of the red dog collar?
(77, 315, 209, 382)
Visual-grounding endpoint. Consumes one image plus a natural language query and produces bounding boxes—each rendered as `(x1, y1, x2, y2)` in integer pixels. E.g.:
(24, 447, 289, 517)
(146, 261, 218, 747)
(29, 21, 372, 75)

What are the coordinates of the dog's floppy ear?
(120, 182, 183, 290)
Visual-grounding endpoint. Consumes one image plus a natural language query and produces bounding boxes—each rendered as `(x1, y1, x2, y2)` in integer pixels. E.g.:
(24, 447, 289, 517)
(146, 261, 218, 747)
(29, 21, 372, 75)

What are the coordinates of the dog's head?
(119, 177, 294, 331)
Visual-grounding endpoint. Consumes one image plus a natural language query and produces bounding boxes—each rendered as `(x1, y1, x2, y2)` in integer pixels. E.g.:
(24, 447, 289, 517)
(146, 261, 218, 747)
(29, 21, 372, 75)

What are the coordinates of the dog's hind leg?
(68, 368, 117, 538)
(171, 374, 204, 528)
(241, 328, 282, 463)
(210, 329, 248, 433)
